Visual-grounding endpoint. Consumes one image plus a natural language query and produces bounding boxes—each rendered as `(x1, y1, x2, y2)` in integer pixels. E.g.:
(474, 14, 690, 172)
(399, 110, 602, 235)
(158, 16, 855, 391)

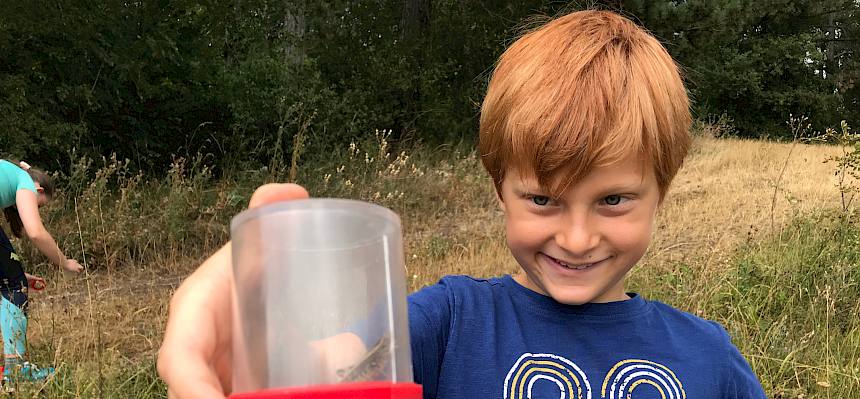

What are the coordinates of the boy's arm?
(159, 183, 310, 399)
(716, 326, 768, 398)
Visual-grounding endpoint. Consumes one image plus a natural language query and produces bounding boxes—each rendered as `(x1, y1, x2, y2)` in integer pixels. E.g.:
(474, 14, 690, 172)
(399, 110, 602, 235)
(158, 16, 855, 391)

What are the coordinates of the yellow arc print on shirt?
(504, 353, 592, 399)
(601, 359, 686, 399)
(503, 354, 686, 399)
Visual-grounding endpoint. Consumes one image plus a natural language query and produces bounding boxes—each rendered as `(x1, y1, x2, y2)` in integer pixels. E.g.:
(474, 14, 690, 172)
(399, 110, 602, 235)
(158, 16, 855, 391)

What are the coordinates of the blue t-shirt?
(408, 275, 766, 399)
(0, 160, 36, 209)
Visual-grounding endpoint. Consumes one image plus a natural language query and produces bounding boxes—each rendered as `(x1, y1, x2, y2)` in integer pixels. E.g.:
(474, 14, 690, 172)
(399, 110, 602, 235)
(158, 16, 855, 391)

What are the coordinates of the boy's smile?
(498, 155, 661, 305)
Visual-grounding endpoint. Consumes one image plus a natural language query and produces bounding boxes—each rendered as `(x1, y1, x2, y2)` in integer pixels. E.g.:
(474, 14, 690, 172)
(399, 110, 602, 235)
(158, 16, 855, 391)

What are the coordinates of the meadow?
(6, 126, 859, 397)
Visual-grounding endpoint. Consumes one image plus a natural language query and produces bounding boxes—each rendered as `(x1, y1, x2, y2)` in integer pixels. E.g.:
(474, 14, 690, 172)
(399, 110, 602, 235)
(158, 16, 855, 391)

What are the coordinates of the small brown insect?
(336, 334, 391, 383)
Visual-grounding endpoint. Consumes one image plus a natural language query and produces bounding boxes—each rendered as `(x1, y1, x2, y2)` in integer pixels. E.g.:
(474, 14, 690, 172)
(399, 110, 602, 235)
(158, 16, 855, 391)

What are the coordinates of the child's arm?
(713, 324, 768, 398)
(158, 183, 310, 399)
(15, 189, 82, 273)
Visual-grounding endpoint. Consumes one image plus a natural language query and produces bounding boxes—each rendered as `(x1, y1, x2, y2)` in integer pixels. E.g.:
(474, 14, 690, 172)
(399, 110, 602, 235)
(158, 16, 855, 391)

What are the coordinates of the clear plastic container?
(229, 199, 420, 399)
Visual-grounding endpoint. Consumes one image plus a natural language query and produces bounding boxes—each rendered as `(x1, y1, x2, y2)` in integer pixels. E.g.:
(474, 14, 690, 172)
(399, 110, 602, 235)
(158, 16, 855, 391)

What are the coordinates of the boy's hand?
(158, 183, 310, 399)
(25, 273, 45, 292)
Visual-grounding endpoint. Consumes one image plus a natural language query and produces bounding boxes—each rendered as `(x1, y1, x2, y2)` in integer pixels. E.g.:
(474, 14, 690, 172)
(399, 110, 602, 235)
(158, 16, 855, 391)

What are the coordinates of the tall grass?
(628, 213, 860, 397)
(5, 127, 857, 397)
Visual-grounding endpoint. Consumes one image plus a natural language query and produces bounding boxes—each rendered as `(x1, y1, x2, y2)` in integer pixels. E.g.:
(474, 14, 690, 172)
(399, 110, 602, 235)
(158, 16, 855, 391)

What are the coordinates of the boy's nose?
(554, 217, 600, 257)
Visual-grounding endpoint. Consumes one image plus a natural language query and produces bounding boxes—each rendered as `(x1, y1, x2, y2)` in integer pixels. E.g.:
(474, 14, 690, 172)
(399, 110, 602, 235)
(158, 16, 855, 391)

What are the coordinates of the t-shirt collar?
(501, 274, 649, 318)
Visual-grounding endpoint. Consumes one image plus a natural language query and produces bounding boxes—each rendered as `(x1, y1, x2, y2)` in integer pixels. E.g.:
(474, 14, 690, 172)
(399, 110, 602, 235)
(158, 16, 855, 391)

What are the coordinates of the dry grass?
(660, 136, 843, 259)
(634, 137, 846, 310)
(401, 136, 847, 292)
(8, 134, 855, 396)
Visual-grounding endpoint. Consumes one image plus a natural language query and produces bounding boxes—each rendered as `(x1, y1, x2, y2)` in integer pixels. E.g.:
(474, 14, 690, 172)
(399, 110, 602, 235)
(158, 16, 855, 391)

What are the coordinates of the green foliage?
(0, 1, 226, 169)
(27, 127, 487, 272)
(623, 0, 858, 139)
(5, 360, 166, 398)
(28, 154, 241, 272)
(1, 1, 859, 171)
(821, 121, 860, 213)
(632, 210, 860, 396)
(717, 213, 860, 395)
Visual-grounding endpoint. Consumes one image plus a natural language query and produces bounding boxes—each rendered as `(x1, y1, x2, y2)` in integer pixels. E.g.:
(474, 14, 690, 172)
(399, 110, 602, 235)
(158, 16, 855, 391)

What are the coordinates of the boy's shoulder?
(645, 298, 734, 342)
(410, 274, 509, 297)
(408, 274, 505, 306)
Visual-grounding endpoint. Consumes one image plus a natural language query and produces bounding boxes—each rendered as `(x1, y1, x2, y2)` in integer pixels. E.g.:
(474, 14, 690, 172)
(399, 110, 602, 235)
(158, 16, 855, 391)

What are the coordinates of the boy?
(158, 10, 767, 398)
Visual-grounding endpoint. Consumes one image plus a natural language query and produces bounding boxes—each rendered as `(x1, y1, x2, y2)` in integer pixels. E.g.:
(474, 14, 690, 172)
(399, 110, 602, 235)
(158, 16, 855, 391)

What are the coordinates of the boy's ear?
(496, 187, 506, 211)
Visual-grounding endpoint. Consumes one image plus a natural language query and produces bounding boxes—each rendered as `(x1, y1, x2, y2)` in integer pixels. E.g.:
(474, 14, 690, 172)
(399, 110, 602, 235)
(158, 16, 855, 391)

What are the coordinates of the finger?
(162, 365, 227, 399)
(159, 245, 233, 398)
(248, 183, 309, 208)
(167, 384, 225, 399)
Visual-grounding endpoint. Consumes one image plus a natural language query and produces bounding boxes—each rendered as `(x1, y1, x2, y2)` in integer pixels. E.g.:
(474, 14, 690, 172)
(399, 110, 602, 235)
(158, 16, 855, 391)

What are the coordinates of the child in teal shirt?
(0, 160, 83, 382)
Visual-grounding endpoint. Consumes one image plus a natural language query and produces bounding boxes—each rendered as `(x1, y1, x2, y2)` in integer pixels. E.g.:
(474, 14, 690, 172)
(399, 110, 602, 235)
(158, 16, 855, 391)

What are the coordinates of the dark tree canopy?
(1, 1, 857, 171)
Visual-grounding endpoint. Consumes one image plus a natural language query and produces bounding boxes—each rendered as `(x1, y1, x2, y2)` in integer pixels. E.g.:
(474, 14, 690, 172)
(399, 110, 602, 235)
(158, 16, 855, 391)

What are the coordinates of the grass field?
(7, 133, 858, 397)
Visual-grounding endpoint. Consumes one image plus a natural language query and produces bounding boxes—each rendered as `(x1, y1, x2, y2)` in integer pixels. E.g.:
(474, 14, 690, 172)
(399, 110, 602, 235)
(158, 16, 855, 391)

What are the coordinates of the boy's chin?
(546, 289, 597, 305)
(545, 285, 628, 305)
(514, 273, 628, 304)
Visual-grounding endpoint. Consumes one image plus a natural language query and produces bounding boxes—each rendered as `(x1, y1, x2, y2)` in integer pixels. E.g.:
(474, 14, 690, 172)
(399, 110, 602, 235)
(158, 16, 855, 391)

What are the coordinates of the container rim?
(230, 198, 401, 233)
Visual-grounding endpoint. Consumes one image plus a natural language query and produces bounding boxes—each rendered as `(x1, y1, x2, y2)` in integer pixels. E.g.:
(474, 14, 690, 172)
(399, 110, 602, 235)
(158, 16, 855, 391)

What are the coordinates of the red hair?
(479, 10, 691, 199)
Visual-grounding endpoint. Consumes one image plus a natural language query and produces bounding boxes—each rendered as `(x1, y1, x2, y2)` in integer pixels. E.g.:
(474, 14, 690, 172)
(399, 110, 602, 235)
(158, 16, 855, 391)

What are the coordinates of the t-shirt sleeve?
(714, 323, 768, 398)
(13, 166, 36, 194)
(408, 279, 454, 399)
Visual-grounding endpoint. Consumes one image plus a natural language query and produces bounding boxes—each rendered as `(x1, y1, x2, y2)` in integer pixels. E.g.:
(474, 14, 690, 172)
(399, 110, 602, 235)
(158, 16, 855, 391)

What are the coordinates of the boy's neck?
(512, 272, 632, 304)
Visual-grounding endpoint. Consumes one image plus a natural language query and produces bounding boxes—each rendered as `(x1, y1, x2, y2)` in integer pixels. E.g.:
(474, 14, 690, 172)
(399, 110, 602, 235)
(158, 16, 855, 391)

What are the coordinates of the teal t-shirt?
(0, 160, 36, 209)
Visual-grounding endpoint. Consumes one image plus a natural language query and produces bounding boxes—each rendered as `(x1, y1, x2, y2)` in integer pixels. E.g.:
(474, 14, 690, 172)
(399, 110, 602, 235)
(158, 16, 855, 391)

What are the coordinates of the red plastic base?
(229, 381, 423, 399)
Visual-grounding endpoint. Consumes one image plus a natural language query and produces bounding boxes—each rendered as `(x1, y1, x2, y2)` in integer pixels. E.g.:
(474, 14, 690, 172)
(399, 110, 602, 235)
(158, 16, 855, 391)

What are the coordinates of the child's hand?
(63, 259, 83, 274)
(157, 183, 309, 399)
(25, 273, 46, 292)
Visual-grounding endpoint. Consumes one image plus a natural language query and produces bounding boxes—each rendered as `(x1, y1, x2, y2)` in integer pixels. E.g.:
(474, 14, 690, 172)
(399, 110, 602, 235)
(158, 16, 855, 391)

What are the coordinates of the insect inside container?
(336, 334, 392, 382)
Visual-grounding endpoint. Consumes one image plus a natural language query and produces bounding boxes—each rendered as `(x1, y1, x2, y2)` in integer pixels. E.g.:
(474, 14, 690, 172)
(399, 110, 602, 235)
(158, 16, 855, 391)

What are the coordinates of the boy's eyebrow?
(511, 177, 545, 191)
(596, 179, 649, 194)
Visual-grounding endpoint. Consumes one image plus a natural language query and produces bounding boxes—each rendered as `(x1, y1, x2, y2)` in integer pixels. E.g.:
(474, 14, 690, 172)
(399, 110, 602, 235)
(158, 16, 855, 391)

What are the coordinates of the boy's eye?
(604, 195, 623, 205)
(531, 195, 551, 206)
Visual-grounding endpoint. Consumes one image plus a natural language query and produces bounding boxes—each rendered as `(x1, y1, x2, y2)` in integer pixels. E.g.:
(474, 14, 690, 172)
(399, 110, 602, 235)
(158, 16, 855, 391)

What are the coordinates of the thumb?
(248, 183, 309, 209)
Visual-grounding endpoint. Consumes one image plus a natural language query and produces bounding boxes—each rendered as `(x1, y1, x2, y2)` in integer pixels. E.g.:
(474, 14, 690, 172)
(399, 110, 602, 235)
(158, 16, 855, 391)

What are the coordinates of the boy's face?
(498, 154, 660, 305)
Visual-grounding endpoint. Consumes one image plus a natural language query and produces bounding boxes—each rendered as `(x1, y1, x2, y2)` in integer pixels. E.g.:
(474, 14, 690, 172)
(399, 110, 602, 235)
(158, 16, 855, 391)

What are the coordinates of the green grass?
(720, 214, 860, 396)
(630, 211, 860, 397)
